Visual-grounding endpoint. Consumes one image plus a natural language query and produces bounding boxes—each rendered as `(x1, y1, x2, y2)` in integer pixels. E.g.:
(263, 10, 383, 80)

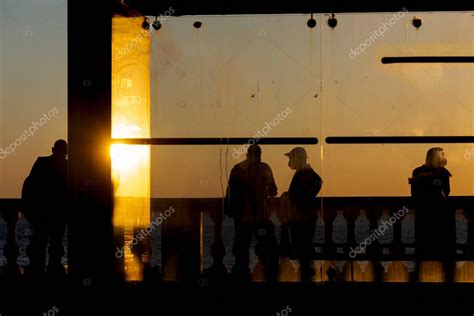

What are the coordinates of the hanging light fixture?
(412, 17, 422, 28)
(152, 16, 162, 31)
(328, 13, 337, 28)
(307, 13, 317, 28)
(141, 17, 150, 30)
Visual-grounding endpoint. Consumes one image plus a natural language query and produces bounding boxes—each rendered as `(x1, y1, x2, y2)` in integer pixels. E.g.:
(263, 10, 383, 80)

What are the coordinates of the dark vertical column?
(3, 204, 20, 276)
(208, 200, 227, 282)
(67, 0, 115, 284)
(468, 198, 474, 261)
(161, 199, 201, 282)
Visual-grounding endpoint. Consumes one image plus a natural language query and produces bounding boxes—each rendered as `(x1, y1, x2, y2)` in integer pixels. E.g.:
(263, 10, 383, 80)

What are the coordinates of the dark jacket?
(410, 165, 451, 199)
(22, 155, 67, 218)
(225, 160, 277, 223)
(409, 164, 454, 258)
(289, 164, 322, 214)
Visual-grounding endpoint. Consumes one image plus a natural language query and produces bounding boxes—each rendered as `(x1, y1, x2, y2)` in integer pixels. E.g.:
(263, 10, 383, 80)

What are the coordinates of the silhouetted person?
(409, 147, 455, 282)
(22, 140, 68, 277)
(283, 147, 322, 282)
(225, 144, 278, 282)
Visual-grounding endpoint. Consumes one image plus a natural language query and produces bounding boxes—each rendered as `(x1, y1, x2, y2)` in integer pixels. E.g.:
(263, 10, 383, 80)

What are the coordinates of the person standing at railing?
(225, 144, 279, 282)
(409, 147, 455, 282)
(22, 139, 68, 278)
(282, 147, 322, 282)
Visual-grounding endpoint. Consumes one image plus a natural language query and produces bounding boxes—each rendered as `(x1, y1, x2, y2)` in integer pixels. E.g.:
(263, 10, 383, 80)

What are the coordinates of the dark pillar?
(67, 0, 115, 284)
(2, 202, 20, 276)
(208, 200, 227, 283)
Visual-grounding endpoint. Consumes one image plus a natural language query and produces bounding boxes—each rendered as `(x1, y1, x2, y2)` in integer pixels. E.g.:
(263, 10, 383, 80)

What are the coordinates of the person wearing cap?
(23, 139, 68, 278)
(225, 144, 279, 282)
(283, 146, 322, 282)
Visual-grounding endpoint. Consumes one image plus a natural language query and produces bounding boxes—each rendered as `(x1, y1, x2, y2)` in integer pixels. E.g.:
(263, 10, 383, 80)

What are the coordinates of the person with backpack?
(409, 147, 455, 282)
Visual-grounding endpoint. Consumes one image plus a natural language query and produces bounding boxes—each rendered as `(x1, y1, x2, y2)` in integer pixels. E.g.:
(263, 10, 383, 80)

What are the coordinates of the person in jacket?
(23, 139, 68, 277)
(409, 147, 455, 282)
(225, 144, 279, 282)
(284, 147, 322, 282)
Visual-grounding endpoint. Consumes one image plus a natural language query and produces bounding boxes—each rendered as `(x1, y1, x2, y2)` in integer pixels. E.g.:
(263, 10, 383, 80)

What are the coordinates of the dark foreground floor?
(1, 277, 474, 315)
